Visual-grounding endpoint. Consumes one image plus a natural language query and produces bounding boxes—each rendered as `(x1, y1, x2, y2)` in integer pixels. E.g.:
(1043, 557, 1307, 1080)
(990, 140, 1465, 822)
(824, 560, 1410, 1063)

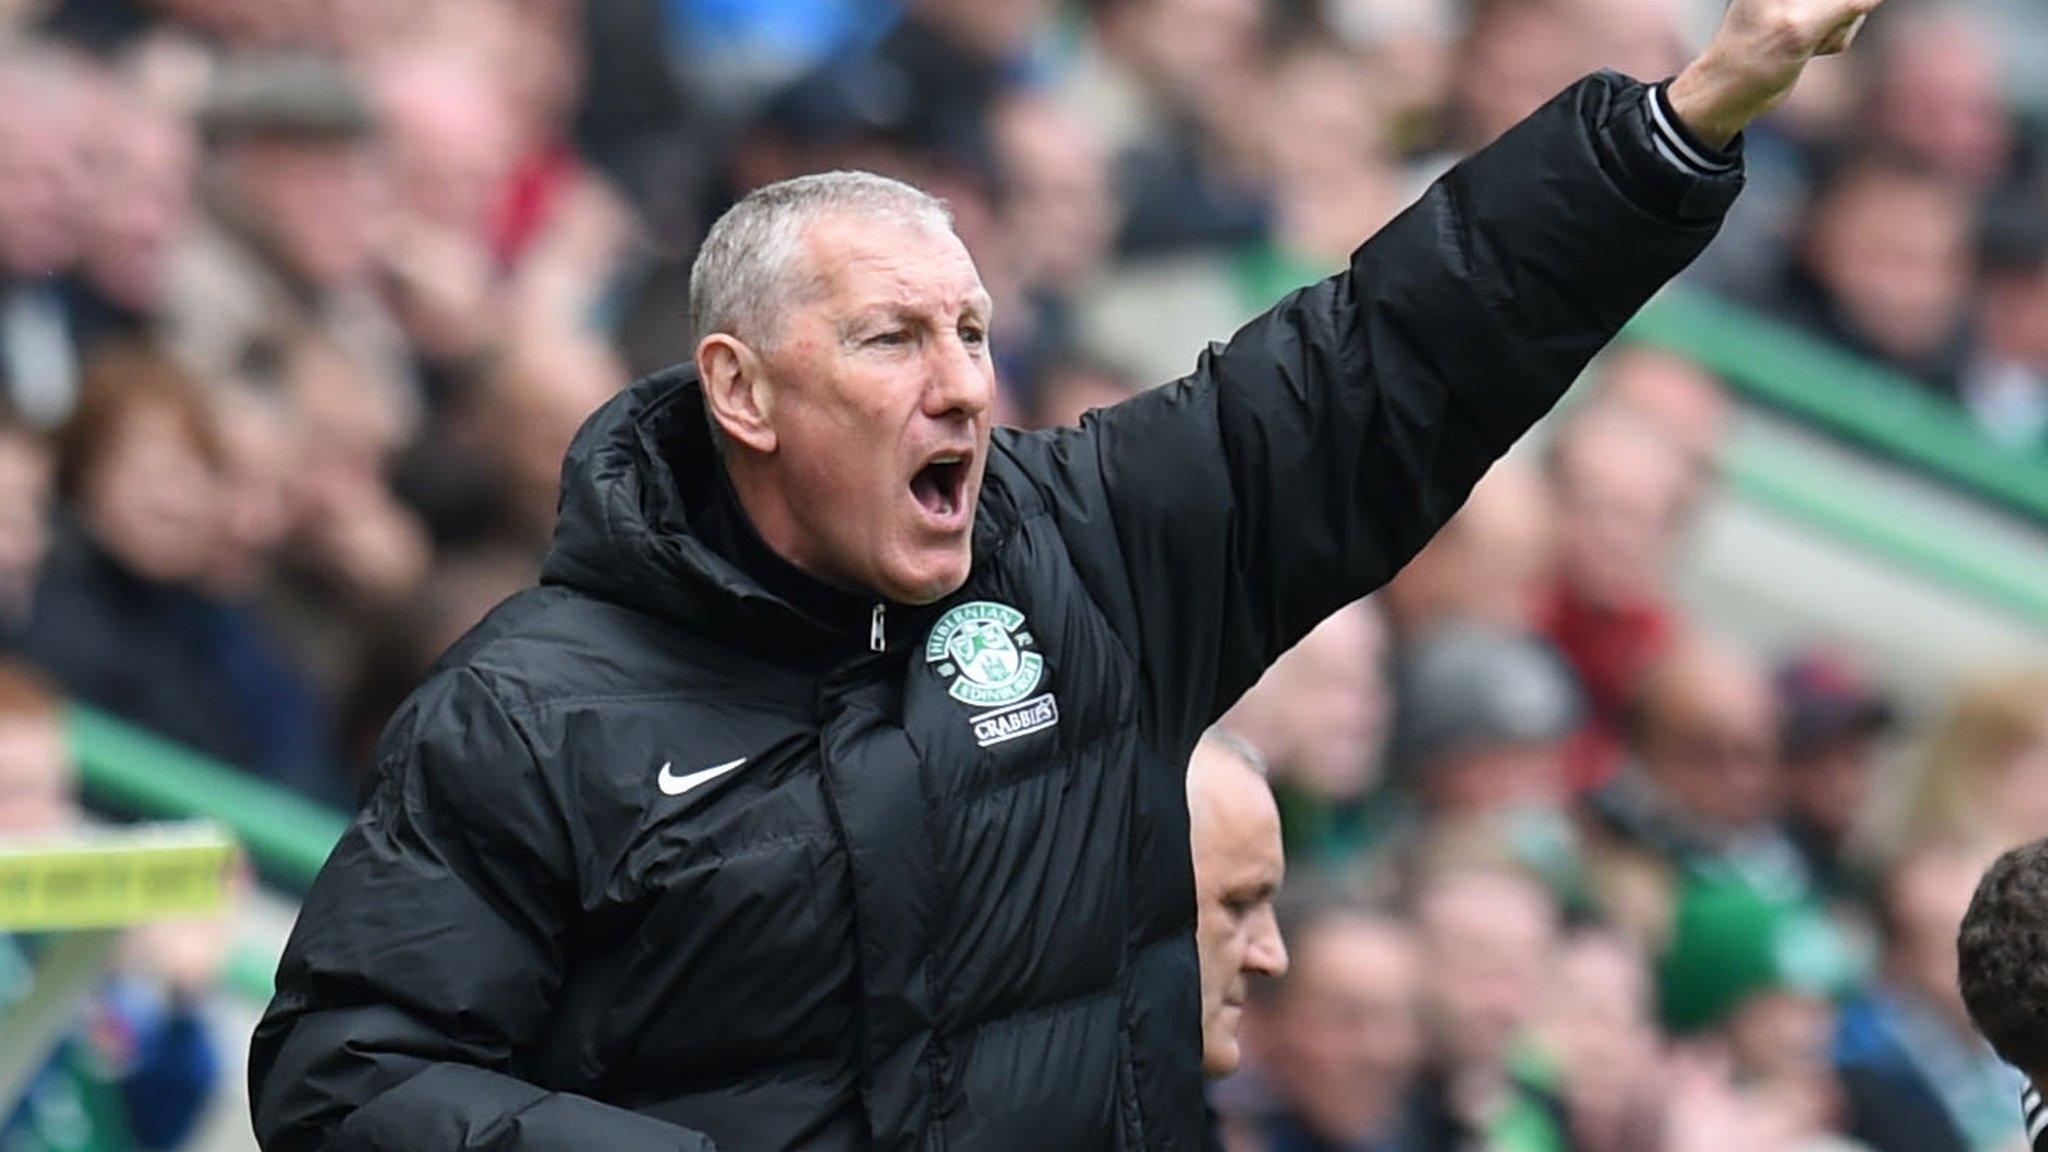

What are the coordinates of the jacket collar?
(539, 365, 942, 656)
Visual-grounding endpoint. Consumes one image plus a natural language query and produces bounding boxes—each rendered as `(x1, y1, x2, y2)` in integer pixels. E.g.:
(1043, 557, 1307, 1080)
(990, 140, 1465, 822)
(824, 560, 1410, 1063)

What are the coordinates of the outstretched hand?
(1667, 0, 1889, 149)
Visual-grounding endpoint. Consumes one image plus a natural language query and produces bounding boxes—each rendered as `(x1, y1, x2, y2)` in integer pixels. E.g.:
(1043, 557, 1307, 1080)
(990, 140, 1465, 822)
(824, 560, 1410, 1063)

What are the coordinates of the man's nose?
(923, 334, 994, 420)
(1247, 909, 1289, 978)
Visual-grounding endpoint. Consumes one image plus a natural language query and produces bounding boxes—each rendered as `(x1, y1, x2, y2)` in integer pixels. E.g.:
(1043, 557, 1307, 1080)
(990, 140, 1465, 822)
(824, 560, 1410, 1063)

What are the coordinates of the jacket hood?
(541, 364, 834, 649)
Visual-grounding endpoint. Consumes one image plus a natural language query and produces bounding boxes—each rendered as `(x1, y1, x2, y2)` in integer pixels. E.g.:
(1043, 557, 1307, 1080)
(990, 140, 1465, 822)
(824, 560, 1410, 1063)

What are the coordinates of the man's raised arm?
(1006, 0, 1883, 756)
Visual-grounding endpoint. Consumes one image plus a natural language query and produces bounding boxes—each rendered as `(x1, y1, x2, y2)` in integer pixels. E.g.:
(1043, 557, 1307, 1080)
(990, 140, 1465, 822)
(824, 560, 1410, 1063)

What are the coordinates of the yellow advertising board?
(0, 823, 237, 931)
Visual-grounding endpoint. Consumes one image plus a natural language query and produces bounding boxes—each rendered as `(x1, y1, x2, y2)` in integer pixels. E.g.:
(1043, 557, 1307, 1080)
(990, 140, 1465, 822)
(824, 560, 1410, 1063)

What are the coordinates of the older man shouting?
(251, 2, 1885, 1149)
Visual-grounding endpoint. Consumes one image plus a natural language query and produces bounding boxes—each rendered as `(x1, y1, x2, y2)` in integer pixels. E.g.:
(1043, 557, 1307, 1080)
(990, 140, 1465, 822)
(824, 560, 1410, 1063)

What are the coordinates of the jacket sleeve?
(247, 670, 716, 1152)
(1004, 73, 1742, 759)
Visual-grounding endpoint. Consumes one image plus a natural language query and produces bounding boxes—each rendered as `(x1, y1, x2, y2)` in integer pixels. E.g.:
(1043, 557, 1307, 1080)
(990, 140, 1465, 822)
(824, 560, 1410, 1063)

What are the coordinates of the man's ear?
(696, 333, 777, 454)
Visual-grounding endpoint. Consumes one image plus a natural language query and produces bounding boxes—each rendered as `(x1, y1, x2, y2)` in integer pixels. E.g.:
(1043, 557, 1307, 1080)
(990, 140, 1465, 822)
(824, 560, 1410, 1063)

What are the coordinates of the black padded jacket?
(249, 72, 1742, 1152)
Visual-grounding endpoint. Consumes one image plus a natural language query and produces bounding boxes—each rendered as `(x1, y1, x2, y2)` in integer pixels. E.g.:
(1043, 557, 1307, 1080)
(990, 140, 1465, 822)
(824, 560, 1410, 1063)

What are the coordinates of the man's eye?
(868, 329, 910, 347)
(960, 326, 987, 347)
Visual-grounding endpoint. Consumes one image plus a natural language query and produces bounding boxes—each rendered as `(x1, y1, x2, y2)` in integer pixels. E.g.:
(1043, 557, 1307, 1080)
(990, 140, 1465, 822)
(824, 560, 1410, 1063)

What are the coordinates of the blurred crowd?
(1208, 499, 2048, 1151)
(0, 0, 2044, 1148)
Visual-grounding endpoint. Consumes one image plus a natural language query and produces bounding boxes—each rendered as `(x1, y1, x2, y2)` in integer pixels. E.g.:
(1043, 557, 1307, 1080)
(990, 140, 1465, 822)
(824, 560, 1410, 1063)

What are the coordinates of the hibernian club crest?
(926, 601, 1044, 707)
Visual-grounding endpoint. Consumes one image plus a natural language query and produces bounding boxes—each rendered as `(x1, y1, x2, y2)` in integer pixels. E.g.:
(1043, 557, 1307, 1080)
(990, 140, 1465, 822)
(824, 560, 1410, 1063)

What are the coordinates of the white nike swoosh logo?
(657, 757, 747, 797)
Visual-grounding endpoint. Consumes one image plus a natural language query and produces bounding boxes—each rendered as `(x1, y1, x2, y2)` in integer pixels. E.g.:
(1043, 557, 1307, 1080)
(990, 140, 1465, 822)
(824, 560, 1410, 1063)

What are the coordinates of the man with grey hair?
(689, 172, 955, 348)
(253, 3, 1886, 1150)
(686, 172, 957, 453)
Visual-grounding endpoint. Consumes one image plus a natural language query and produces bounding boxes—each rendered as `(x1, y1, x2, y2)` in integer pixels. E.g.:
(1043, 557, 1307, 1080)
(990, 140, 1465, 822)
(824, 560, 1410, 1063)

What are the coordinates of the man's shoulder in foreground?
(427, 582, 725, 719)
(368, 580, 808, 812)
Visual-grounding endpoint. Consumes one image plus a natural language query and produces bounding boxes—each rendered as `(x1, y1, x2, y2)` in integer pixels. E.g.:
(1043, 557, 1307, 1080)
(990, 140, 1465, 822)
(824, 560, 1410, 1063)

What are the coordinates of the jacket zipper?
(870, 603, 886, 652)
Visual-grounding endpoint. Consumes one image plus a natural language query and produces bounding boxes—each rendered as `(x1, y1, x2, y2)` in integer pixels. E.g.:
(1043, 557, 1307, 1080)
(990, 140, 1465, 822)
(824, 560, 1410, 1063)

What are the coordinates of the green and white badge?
(926, 601, 1045, 707)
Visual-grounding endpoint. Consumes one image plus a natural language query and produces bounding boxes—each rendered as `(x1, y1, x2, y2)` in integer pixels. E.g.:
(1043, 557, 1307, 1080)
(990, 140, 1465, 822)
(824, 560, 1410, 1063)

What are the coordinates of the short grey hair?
(689, 171, 955, 350)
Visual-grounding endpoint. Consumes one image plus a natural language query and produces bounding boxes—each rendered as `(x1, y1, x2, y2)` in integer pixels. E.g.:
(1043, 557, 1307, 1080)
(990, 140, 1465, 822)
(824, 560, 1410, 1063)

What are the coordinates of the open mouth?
(910, 453, 971, 523)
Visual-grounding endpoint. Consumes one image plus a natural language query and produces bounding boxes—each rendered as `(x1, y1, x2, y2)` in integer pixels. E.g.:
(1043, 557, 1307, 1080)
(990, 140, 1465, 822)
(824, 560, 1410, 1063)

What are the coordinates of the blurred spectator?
(1189, 729, 1290, 1081)
(1654, 869, 1957, 1147)
(1655, 873, 1880, 1152)
(1253, 39, 1401, 285)
(1079, 8, 1399, 386)
(1765, 150, 1978, 396)
(989, 94, 1115, 298)
(0, 47, 96, 427)
(1836, 839, 2020, 1152)
(70, 86, 198, 349)
(1408, 864, 1568, 1150)
(1065, 0, 1263, 156)
(1371, 624, 1589, 913)
(1541, 406, 1693, 789)
(1321, 0, 1457, 153)
(1387, 625, 1582, 846)
(1863, 5, 2026, 194)
(1588, 633, 1805, 940)
(267, 332, 428, 699)
(1027, 353, 1140, 430)
(1593, 346, 1733, 506)
(0, 407, 51, 639)
(987, 94, 1116, 392)
(1225, 599, 1392, 866)
(204, 383, 342, 802)
(15, 345, 243, 762)
(1776, 651, 1899, 905)
(369, 43, 518, 387)
(471, 327, 628, 556)
(1074, 0, 1269, 255)
(165, 53, 414, 403)
(378, 47, 547, 556)
(1904, 668, 2048, 850)
(1409, 0, 1591, 188)
(1450, 0, 1593, 142)
(0, 656, 226, 1151)
(1382, 458, 1557, 641)
(1533, 928, 1667, 1152)
(17, 342, 338, 798)
(1236, 898, 1425, 1152)
(444, 0, 640, 335)
(1962, 195, 2048, 449)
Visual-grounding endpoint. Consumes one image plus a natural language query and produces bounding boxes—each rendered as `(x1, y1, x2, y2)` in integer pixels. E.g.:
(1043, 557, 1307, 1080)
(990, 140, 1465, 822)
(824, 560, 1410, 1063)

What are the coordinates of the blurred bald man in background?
(1189, 729, 1291, 1080)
